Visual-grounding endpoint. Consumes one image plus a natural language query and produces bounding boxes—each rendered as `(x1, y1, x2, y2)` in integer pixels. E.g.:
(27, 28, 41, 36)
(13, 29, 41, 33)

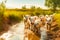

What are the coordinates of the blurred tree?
(30, 6, 36, 16)
(22, 5, 26, 9)
(36, 7, 42, 10)
(0, 0, 7, 32)
(0, 0, 7, 16)
(45, 0, 60, 13)
(30, 6, 36, 10)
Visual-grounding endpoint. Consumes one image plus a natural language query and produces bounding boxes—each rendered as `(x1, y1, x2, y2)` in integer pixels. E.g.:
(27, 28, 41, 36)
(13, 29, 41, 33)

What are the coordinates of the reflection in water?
(40, 26, 47, 40)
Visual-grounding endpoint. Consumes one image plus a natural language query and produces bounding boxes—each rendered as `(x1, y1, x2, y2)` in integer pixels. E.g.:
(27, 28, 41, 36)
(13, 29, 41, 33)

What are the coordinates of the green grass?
(54, 13, 60, 28)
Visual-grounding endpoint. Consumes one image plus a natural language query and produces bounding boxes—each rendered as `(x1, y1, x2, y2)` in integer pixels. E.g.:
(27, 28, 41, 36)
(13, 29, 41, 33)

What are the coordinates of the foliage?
(0, 1, 6, 32)
(54, 13, 60, 28)
(22, 5, 26, 9)
(45, 0, 60, 13)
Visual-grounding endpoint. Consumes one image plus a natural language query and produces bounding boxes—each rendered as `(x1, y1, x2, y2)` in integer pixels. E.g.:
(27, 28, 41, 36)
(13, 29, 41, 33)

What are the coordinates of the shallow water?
(0, 21, 24, 40)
